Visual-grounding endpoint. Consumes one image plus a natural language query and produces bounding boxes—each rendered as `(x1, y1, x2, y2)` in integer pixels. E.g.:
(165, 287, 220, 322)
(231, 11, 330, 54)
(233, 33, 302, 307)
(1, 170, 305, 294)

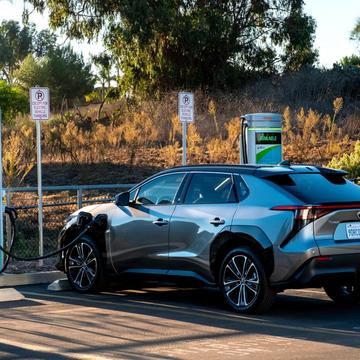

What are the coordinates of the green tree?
(0, 80, 28, 124)
(45, 45, 95, 109)
(92, 53, 117, 119)
(27, 0, 317, 95)
(351, 18, 360, 43)
(0, 20, 34, 83)
(15, 45, 95, 110)
(34, 29, 57, 57)
(280, 5, 318, 71)
(92, 53, 114, 98)
(339, 55, 360, 68)
(14, 54, 47, 88)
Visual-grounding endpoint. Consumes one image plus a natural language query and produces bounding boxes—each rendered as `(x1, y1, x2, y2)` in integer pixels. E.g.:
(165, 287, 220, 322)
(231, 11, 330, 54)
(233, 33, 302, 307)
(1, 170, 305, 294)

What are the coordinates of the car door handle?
(210, 218, 225, 226)
(152, 218, 169, 226)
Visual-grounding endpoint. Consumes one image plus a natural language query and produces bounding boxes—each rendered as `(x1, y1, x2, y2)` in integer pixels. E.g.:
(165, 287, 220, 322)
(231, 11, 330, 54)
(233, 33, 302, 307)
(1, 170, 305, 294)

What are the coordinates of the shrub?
(160, 142, 181, 167)
(328, 141, 360, 179)
(3, 128, 34, 187)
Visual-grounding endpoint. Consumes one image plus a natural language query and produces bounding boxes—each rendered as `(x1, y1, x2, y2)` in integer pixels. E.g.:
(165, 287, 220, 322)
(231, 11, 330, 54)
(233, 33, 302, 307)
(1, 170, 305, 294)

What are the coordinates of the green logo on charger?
(259, 135, 276, 142)
(256, 132, 281, 145)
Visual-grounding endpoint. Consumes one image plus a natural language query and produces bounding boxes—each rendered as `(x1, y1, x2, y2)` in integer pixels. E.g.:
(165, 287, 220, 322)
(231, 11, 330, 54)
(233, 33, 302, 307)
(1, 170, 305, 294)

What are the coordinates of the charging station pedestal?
(240, 113, 282, 165)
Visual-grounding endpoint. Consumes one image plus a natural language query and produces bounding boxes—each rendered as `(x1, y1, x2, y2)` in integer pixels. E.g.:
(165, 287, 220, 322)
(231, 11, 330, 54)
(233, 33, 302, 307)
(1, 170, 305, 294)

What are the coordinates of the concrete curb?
(0, 288, 25, 302)
(0, 271, 65, 288)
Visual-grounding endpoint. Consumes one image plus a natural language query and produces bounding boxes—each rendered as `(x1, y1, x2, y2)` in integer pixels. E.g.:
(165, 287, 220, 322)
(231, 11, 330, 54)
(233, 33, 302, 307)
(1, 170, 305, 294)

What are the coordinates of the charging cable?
(0, 210, 105, 273)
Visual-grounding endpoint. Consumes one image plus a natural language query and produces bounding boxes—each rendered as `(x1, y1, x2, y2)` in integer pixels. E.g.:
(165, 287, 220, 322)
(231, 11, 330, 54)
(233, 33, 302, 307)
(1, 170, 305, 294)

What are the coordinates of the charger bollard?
(240, 113, 282, 165)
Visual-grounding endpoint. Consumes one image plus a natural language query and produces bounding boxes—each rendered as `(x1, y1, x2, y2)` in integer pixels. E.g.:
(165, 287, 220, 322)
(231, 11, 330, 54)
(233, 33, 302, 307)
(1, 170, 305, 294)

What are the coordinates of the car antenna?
(278, 160, 291, 166)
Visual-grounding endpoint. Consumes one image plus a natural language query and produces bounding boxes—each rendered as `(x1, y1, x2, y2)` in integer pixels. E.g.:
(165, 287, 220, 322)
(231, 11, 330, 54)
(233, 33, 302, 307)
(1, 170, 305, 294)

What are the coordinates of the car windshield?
(266, 173, 360, 204)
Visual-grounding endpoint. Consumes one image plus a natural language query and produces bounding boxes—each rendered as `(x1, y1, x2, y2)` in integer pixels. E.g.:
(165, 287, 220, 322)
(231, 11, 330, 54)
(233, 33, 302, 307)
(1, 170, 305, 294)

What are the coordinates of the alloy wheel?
(68, 242, 98, 290)
(222, 255, 260, 309)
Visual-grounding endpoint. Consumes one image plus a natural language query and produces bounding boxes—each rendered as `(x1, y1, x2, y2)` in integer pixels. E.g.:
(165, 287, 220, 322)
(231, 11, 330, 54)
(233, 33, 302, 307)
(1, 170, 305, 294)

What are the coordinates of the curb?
(0, 288, 25, 302)
(0, 271, 65, 288)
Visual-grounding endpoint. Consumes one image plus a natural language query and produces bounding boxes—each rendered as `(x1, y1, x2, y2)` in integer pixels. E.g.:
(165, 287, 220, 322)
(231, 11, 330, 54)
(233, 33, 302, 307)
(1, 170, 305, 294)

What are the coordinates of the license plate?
(346, 223, 360, 240)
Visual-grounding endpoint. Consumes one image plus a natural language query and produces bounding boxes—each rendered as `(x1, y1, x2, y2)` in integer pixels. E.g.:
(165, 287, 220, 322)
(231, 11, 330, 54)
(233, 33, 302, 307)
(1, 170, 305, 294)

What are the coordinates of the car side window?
(136, 173, 185, 206)
(237, 175, 249, 200)
(184, 173, 237, 204)
(129, 189, 137, 202)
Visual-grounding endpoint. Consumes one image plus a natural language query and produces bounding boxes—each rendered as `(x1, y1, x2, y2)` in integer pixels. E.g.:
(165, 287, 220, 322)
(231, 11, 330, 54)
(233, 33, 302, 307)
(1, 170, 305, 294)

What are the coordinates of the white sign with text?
(30, 87, 50, 120)
(178, 92, 194, 123)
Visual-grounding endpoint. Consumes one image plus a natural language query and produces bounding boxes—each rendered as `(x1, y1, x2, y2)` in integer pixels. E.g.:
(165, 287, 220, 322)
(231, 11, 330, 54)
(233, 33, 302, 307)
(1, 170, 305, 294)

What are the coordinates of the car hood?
(72, 203, 117, 216)
(67, 202, 126, 225)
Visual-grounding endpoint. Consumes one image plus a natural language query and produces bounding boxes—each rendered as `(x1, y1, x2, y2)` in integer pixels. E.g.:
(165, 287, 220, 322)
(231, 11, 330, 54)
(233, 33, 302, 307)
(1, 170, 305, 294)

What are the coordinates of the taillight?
(271, 205, 316, 231)
(271, 203, 360, 232)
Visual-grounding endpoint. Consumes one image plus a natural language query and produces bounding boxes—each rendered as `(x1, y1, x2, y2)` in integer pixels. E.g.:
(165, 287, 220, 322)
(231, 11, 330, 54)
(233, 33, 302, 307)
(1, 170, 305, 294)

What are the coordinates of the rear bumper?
(272, 253, 360, 291)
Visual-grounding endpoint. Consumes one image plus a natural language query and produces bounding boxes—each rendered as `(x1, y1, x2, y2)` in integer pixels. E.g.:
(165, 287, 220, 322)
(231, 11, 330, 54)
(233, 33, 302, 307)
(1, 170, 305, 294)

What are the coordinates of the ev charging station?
(239, 113, 283, 165)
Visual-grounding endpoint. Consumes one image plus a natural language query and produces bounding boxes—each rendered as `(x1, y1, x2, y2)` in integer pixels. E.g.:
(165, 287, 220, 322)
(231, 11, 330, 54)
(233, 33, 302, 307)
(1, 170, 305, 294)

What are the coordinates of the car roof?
(155, 164, 347, 177)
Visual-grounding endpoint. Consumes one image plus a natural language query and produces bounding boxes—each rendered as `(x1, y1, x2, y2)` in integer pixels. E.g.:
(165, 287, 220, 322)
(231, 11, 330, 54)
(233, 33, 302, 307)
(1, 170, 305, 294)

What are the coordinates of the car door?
(109, 172, 187, 274)
(168, 172, 239, 281)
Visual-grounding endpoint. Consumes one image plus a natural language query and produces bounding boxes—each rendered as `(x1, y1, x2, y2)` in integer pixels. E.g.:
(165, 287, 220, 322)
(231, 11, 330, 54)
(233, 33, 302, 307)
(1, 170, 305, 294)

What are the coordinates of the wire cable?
(0, 210, 101, 269)
(0, 208, 17, 273)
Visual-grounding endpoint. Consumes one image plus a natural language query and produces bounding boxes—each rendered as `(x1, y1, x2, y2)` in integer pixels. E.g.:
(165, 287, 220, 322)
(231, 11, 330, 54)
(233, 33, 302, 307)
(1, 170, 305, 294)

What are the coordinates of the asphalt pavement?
(0, 283, 359, 359)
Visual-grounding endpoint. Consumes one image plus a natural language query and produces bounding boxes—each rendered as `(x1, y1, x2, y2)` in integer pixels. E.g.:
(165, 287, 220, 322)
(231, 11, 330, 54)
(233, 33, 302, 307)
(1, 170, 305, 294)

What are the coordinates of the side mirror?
(115, 191, 130, 206)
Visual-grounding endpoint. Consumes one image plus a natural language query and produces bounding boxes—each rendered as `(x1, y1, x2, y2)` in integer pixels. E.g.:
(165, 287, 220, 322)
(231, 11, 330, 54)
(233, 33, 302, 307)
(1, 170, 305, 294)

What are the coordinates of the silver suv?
(58, 165, 360, 313)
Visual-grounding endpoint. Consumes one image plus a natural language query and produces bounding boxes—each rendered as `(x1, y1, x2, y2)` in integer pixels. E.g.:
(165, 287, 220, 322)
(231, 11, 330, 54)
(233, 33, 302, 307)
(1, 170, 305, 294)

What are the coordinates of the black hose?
(241, 117, 248, 164)
(0, 209, 101, 268)
(0, 221, 94, 262)
(0, 208, 18, 273)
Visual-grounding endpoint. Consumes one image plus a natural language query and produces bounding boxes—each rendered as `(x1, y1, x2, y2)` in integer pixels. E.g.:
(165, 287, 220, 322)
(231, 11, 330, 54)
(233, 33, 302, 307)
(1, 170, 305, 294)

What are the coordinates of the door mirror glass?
(115, 191, 130, 206)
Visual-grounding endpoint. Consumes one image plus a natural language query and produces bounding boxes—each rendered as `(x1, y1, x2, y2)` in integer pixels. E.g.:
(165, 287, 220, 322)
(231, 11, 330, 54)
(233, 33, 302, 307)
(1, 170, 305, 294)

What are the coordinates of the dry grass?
(3, 90, 360, 186)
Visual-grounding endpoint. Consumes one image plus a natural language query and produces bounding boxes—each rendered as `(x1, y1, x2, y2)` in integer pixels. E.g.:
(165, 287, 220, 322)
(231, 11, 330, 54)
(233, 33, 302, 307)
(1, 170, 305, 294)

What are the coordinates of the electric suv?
(58, 164, 360, 313)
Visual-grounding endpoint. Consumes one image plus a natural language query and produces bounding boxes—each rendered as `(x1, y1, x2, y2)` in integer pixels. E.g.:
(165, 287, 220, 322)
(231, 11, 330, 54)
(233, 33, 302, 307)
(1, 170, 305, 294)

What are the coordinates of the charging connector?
(0, 210, 108, 273)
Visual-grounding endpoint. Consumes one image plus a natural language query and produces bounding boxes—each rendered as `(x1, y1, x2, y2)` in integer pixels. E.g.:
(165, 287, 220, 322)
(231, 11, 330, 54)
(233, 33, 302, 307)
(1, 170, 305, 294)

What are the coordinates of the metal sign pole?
(178, 92, 193, 166)
(30, 87, 49, 267)
(0, 108, 3, 269)
(36, 120, 44, 266)
(182, 121, 187, 165)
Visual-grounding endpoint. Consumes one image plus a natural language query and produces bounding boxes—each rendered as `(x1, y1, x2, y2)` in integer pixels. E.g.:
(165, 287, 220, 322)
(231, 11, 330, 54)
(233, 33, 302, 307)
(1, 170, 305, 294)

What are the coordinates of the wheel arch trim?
(209, 225, 274, 280)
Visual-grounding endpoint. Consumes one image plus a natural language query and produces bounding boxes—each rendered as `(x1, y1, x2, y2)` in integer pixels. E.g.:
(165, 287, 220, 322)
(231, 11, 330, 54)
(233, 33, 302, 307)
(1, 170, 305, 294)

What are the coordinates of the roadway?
(0, 284, 359, 359)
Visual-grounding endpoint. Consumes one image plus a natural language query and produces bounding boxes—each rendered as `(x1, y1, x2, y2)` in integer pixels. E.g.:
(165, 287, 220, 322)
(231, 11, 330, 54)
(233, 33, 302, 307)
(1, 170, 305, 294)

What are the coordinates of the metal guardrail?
(4, 183, 136, 210)
(3, 183, 136, 258)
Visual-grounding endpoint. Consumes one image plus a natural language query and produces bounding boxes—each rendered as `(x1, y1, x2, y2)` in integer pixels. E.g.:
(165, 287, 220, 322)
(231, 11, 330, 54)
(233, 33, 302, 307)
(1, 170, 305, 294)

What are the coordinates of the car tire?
(65, 236, 104, 293)
(218, 247, 275, 314)
(323, 284, 360, 305)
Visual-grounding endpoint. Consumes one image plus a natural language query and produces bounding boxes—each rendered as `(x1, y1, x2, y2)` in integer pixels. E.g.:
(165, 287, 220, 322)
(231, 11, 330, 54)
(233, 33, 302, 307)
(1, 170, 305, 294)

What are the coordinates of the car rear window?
(265, 173, 360, 204)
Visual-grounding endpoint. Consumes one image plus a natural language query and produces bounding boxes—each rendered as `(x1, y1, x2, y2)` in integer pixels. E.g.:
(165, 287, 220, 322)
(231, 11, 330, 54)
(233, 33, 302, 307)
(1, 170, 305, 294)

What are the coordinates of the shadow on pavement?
(0, 284, 359, 359)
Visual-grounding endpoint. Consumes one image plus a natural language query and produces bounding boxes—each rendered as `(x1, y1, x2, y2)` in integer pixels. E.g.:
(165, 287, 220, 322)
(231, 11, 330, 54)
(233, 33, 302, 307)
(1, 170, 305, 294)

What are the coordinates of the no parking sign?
(30, 87, 50, 120)
(178, 92, 194, 123)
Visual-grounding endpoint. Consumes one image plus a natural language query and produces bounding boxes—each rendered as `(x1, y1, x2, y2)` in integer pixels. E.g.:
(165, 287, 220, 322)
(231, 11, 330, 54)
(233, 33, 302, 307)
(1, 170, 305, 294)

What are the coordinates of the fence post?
(77, 189, 83, 209)
(5, 191, 10, 207)
(5, 191, 11, 254)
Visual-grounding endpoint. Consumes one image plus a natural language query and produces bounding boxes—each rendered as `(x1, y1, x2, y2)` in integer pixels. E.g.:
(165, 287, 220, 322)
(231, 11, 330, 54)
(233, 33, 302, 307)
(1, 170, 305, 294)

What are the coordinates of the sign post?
(0, 108, 3, 270)
(182, 119, 187, 165)
(178, 92, 194, 165)
(30, 87, 50, 266)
